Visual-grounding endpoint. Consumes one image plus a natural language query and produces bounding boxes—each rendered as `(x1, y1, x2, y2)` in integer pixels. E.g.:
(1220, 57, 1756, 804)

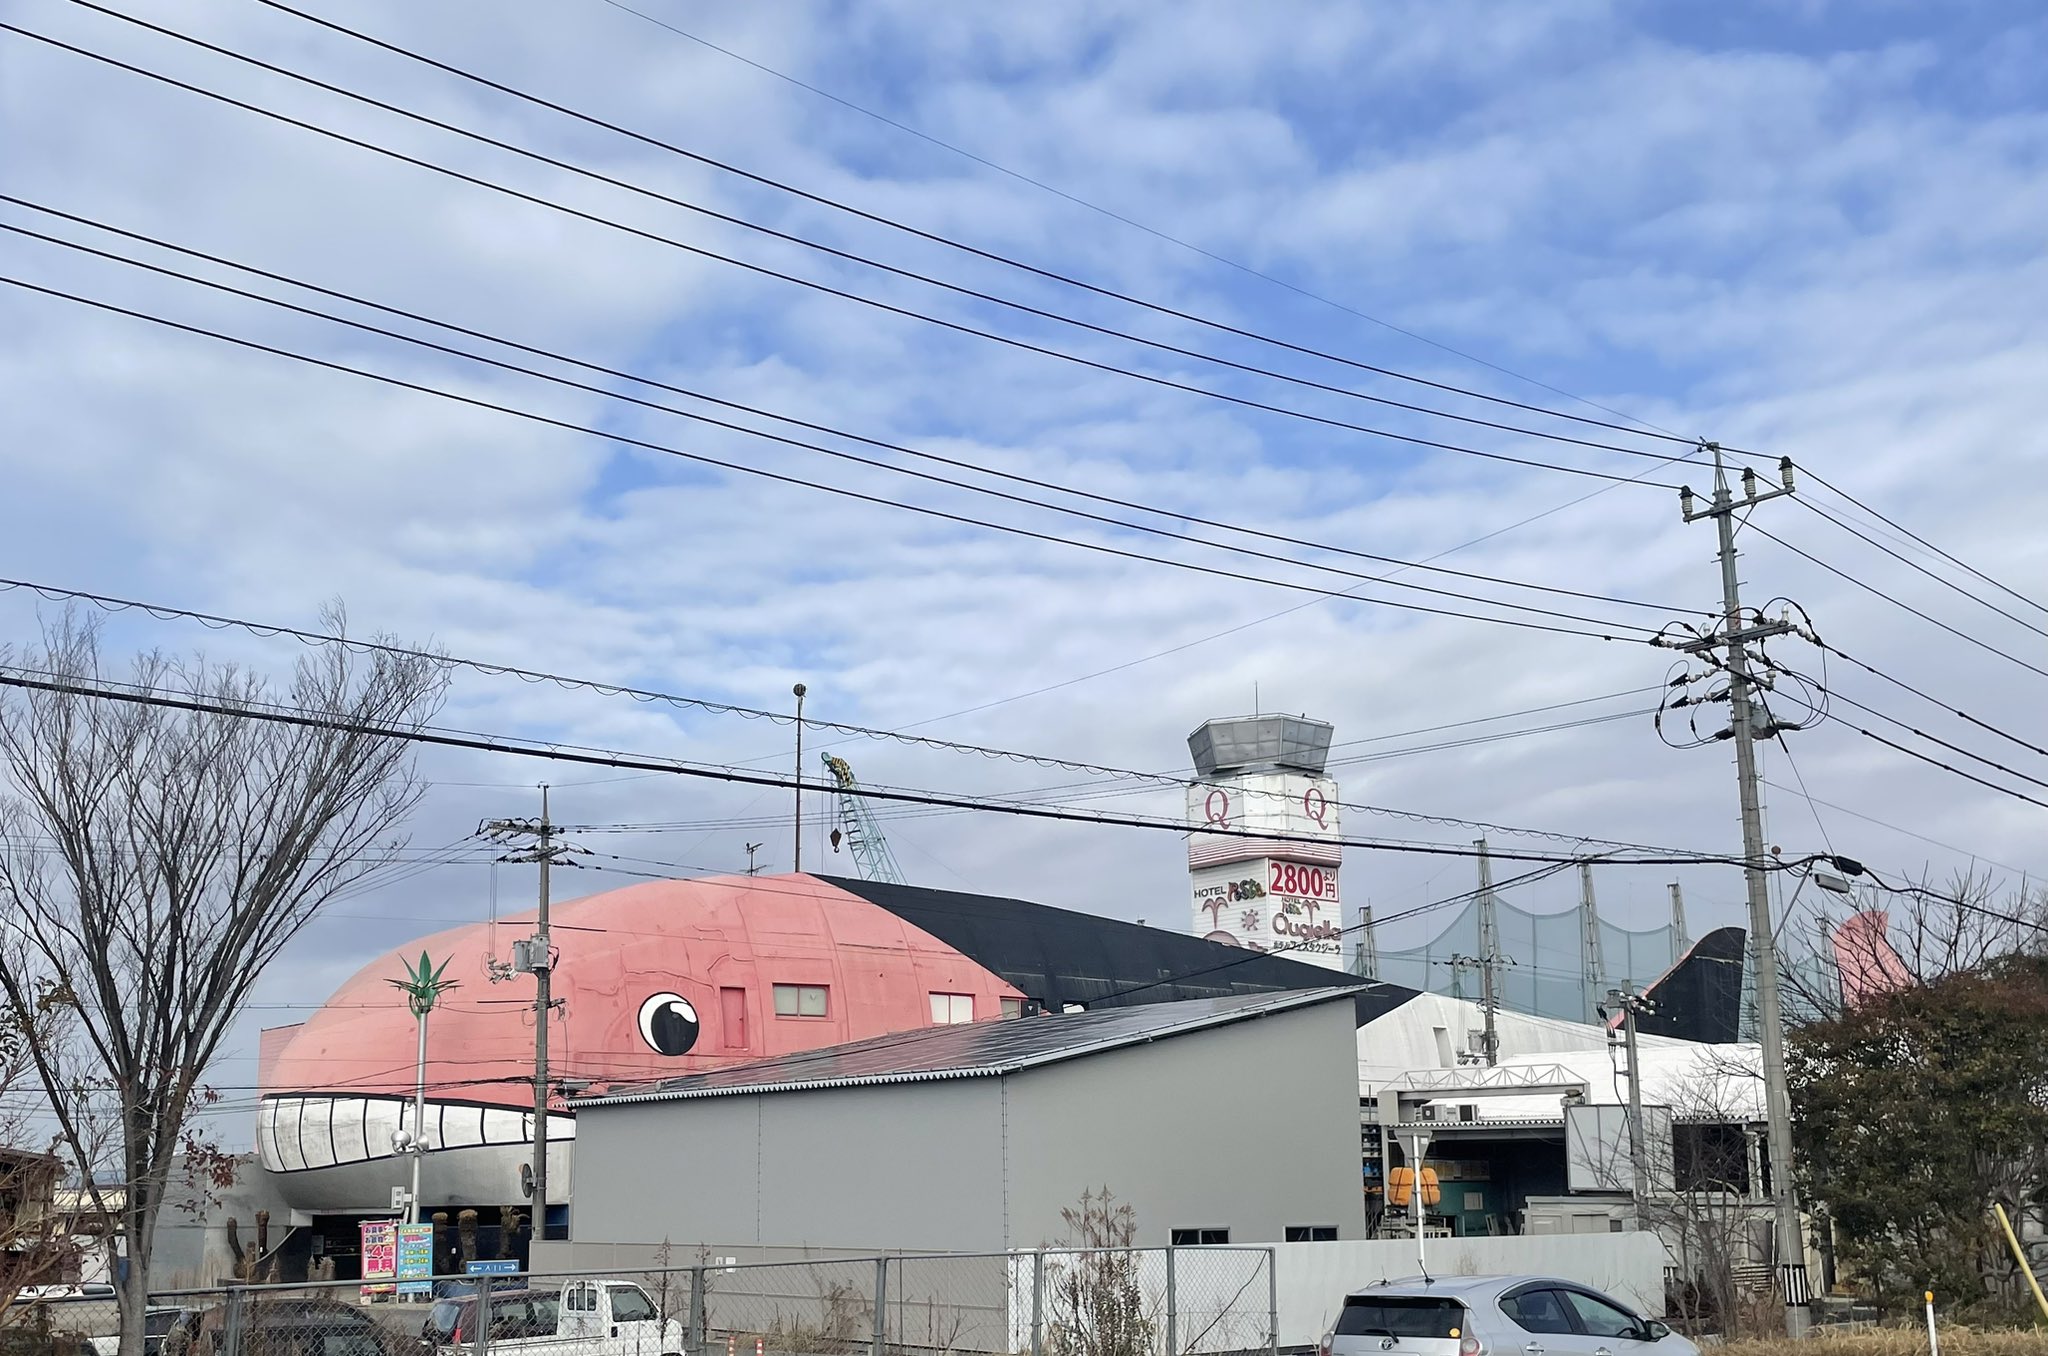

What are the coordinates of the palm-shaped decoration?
(390, 951, 458, 1018)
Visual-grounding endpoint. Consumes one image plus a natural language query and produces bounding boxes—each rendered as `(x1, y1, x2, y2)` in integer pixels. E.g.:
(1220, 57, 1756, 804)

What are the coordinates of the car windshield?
(608, 1290, 657, 1324)
(1336, 1298, 1466, 1339)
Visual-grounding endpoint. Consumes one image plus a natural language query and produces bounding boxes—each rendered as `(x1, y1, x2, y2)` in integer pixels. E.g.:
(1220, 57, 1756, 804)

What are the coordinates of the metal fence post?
(1267, 1248, 1279, 1356)
(1030, 1251, 1045, 1356)
(689, 1265, 706, 1356)
(872, 1255, 888, 1356)
(478, 1278, 495, 1356)
(1165, 1247, 1178, 1356)
(222, 1288, 246, 1356)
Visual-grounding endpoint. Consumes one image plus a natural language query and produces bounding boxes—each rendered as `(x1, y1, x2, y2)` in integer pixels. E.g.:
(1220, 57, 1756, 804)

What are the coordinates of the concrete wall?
(1272, 1233, 1672, 1346)
(569, 1078, 1010, 1253)
(1004, 997, 1365, 1249)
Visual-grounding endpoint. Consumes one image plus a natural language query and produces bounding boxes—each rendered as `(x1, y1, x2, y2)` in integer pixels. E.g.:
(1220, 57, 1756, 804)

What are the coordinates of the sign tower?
(1185, 714, 1345, 970)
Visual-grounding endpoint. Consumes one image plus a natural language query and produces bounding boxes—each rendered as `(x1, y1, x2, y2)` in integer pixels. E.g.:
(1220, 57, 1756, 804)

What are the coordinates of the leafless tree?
(1572, 1053, 1778, 1338)
(0, 608, 448, 1356)
(1778, 869, 2048, 1024)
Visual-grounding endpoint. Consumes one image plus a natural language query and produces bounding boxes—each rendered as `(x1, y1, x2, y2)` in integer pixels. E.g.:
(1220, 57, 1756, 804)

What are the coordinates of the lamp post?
(390, 952, 458, 1225)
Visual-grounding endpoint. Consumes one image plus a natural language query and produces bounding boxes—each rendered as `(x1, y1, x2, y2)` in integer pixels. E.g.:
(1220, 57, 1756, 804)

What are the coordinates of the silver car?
(1322, 1275, 1698, 1356)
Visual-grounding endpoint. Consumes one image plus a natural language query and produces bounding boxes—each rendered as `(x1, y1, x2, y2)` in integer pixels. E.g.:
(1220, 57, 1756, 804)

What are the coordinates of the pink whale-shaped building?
(256, 875, 1023, 1219)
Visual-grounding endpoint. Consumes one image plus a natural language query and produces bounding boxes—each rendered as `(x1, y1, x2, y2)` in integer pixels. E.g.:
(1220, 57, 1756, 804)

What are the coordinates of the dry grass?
(1722, 1328, 2048, 1356)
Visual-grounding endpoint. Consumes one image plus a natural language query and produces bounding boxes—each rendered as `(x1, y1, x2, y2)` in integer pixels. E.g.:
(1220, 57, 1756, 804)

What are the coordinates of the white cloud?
(2, 0, 2045, 1123)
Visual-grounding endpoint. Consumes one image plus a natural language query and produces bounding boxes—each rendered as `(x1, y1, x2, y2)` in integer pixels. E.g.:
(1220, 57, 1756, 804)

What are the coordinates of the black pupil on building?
(649, 1001, 698, 1055)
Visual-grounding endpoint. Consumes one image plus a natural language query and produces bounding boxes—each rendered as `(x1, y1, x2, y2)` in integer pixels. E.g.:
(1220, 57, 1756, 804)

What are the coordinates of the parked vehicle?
(1322, 1276, 1697, 1356)
(421, 1282, 680, 1356)
(161, 1297, 413, 1356)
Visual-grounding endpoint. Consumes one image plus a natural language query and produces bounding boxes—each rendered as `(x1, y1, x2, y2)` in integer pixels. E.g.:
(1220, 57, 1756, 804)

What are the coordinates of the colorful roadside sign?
(396, 1222, 434, 1297)
(359, 1220, 397, 1298)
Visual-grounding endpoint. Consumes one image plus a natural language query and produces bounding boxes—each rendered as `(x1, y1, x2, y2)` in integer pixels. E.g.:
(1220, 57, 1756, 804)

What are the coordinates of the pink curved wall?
(262, 874, 1022, 1105)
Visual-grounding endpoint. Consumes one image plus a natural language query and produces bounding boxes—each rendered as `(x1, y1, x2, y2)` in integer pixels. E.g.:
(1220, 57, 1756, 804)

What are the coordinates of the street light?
(389, 952, 458, 1227)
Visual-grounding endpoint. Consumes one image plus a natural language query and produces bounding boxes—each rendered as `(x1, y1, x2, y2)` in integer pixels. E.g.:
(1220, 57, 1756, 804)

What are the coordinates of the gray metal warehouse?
(548, 988, 1364, 1264)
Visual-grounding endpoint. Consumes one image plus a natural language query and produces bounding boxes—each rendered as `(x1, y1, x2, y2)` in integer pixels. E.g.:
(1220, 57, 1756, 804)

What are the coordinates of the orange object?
(1387, 1166, 1442, 1208)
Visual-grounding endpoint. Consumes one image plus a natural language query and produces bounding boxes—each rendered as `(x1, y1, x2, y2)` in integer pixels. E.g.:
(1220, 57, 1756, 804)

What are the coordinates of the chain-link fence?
(29, 1250, 1275, 1356)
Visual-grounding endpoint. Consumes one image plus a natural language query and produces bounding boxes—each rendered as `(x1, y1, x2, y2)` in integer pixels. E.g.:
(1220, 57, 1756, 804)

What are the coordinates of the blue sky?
(2, 0, 2046, 1132)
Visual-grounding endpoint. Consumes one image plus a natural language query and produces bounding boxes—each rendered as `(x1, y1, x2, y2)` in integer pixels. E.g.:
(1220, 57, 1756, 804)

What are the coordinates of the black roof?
(820, 875, 1415, 1027)
(1637, 926, 1745, 1043)
(575, 988, 1360, 1105)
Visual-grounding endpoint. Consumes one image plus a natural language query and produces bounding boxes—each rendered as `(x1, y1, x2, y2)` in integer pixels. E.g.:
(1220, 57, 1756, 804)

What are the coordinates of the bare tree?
(1569, 1052, 1777, 1338)
(0, 609, 448, 1356)
(1778, 870, 2048, 1025)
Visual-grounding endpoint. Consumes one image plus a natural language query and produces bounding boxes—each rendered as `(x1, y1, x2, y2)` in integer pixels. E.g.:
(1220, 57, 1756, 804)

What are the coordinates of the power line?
(1748, 522, 2048, 682)
(1756, 779, 2035, 880)
(1802, 466, 2048, 620)
(1324, 686, 1663, 752)
(1794, 638, 2048, 762)
(1092, 859, 1582, 1004)
(1800, 681, 2048, 795)
(877, 470, 1680, 734)
(155, 0, 1718, 467)
(0, 666, 1794, 870)
(1843, 727, 2048, 814)
(0, 575, 1699, 855)
(584, 0, 1696, 446)
(1792, 496, 2048, 641)
(3, 18, 1690, 491)
(0, 209, 1694, 629)
(0, 271, 1666, 648)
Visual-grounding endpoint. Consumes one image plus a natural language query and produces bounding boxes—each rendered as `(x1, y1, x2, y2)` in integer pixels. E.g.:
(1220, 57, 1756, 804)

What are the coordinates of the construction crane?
(820, 753, 908, 885)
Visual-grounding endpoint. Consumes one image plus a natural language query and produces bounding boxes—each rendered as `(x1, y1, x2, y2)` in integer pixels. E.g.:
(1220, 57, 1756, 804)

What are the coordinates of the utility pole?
(531, 784, 552, 1244)
(1669, 881, 1690, 952)
(1352, 902, 1380, 981)
(1676, 445, 1811, 1332)
(1607, 987, 1653, 1225)
(1579, 863, 1609, 1026)
(792, 683, 808, 874)
(1475, 839, 1500, 1065)
(482, 788, 576, 1254)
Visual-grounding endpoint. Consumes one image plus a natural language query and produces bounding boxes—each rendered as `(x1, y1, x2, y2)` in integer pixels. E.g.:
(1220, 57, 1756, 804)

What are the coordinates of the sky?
(1, 0, 2045, 1141)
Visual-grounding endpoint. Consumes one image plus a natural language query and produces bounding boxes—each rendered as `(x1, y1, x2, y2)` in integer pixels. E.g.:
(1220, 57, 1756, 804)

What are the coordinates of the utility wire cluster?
(0, 2, 2040, 906)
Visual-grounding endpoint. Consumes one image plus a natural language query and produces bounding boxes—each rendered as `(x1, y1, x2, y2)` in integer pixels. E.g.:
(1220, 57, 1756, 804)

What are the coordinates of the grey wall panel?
(572, 1080, 1008, 1252)
(1003, 999, 1364, 1247)
(755, 1080, 1007, 1251)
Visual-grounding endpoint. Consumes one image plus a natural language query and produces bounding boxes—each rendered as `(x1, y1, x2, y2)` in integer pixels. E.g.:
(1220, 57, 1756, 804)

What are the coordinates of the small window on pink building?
(929, 992, 974, 1025)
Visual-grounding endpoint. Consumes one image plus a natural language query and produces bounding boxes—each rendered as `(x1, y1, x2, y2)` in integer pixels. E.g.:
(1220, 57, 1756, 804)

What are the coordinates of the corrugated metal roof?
(572, 987, 1359, 1107)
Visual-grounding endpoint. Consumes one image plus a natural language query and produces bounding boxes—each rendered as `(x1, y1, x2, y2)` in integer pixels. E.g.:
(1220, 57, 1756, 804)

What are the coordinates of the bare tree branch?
(0, 606, 447, 1355)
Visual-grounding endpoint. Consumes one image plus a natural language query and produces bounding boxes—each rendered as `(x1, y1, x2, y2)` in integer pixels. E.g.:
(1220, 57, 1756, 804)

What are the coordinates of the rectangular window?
(1284, 1226, 1337, 1242)
(1000, 997, 1025, 1019)
(773, 983, 828, 1017)
(719, 987, 748, 1048)
(929, 992, 974, 1025)
(1170, 1228, 1230, 1246)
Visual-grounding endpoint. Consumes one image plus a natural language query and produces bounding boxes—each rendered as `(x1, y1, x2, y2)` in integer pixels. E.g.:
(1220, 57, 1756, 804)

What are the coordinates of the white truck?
(422, 1279, 684, 1356)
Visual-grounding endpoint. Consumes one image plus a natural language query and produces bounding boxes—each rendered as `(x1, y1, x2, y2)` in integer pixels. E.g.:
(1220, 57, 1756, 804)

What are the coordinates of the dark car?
(421, 1291, 558, 1350)
(162, 1299, 407, 1356)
